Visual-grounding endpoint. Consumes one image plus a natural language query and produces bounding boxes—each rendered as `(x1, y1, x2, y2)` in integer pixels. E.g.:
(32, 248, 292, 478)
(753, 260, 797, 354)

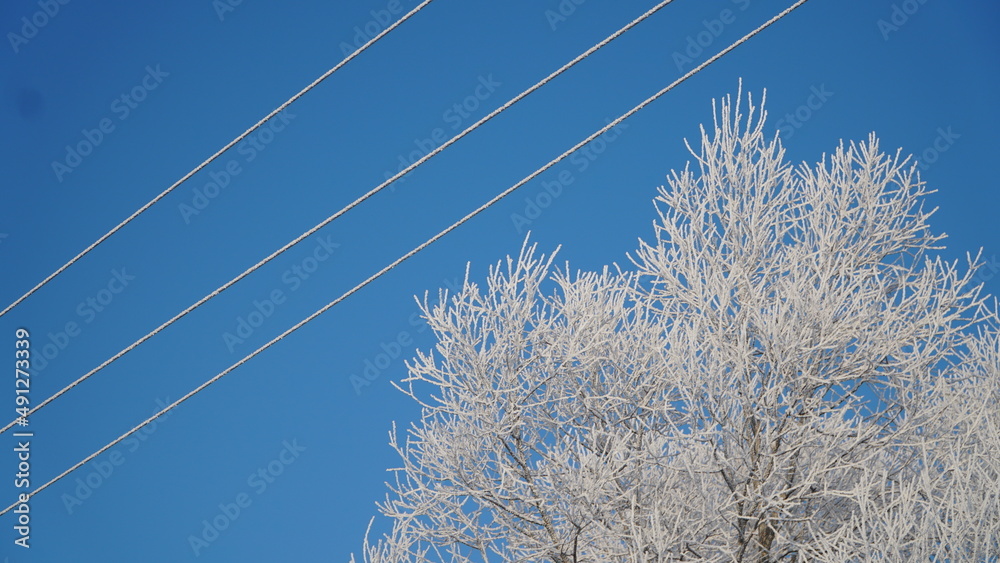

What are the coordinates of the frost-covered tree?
(353, 90, 1000, 562)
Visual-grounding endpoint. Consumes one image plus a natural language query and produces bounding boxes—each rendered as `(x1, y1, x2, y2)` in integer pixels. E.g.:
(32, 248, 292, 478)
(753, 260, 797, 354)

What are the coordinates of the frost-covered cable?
(0, 0, 436, 320)
(0, 0, 678, 436)
(0, 0, 811, 517)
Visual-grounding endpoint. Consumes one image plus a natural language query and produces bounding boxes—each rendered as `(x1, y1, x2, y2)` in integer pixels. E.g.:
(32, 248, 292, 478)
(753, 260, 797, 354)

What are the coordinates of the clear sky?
(1, 0, 998, 561)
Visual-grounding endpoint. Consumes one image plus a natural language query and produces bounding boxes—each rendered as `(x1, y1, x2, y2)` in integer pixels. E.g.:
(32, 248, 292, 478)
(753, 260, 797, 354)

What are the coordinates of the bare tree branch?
(354, 87, 1000, 563)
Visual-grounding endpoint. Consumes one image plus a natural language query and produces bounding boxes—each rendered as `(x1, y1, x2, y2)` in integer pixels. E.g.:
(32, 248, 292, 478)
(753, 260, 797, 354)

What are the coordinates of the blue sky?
(0, 0, 998, 560)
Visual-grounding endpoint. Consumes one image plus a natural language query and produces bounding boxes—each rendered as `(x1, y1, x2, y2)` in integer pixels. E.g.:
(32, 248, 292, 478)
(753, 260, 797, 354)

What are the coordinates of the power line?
(0, 0, 678, 436)
(0, 0, 436, 320)
(0, 0, 811, 517)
